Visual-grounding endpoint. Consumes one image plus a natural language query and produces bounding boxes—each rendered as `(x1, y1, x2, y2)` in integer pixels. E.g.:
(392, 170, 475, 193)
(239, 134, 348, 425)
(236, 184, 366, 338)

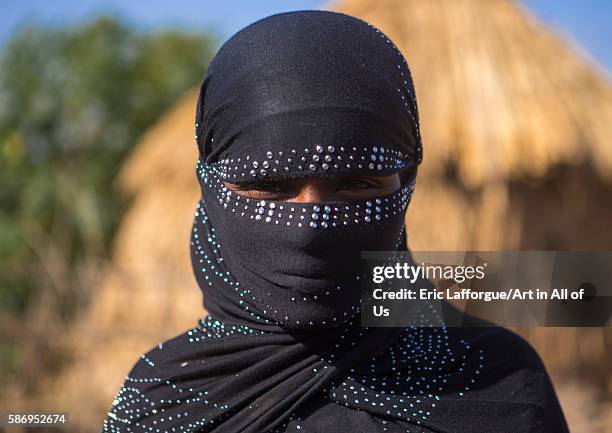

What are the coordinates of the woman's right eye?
(242, 182, 286, 193)
(224, 181, 293, 199)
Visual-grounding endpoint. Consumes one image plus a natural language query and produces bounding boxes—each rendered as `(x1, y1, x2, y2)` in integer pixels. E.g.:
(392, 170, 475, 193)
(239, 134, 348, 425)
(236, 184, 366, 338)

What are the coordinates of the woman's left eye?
(337, 179, 376, 191)
(233, 182, 286, 193)
(251, 182, 285, 193)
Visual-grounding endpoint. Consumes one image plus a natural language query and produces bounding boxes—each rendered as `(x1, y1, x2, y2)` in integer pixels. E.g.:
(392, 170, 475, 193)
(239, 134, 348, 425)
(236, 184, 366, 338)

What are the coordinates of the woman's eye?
(337, 179, 377, 191)
(248, 182, 285, 192)
(228, 182, 291, 197)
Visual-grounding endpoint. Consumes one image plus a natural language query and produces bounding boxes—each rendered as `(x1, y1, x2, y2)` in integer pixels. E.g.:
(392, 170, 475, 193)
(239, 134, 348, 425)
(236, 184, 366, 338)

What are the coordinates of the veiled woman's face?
(223, 173, 401, 203)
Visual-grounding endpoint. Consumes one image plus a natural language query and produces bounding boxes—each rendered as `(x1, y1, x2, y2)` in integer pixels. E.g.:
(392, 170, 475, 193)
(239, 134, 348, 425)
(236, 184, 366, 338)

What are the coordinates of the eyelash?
(340, 180, 375, 190)
(236, 182, 288, 193)
(234, 179, 378, 194)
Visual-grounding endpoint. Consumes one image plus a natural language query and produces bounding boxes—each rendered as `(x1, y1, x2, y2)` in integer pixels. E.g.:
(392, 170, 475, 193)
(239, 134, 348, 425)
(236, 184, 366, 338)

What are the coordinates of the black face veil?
(193, 10, 421, 331)
(103, 10, 569, 433)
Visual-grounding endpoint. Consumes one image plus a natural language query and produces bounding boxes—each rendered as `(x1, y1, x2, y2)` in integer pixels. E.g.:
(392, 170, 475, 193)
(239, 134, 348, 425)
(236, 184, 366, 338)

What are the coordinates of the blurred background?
(1, 0, 611, 431)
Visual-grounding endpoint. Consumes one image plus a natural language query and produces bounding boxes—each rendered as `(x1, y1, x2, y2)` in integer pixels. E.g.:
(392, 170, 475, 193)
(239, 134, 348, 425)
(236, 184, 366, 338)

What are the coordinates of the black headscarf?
(102, 10, 568, 433)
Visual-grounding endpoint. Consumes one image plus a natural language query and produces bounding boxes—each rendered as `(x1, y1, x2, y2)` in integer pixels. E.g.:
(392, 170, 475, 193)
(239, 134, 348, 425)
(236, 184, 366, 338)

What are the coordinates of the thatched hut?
(51, 0, 612, 430)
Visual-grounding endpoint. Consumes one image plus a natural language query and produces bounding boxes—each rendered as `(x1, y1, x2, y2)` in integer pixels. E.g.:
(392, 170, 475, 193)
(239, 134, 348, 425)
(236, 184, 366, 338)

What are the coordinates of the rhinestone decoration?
(197, 158, 415, 230)
(366, 23, 423, 164)
(209, 144, 412, 183)
(103, 310, 485, 433)
(189, 196, 399, 328)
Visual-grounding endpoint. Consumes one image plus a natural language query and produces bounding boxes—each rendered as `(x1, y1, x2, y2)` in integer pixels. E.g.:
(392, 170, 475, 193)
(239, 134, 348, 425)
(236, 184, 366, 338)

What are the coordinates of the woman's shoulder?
(123, 336, 176, 379)
(485, 326, 545, 367)
(102, 326, 202, 431)
(118, 315, 268, 379)
(441, 302, 548, 371)
(456, 322, 548, 373)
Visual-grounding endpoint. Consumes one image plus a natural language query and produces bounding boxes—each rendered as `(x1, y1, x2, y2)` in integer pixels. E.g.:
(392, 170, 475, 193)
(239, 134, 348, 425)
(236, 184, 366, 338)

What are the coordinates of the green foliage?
(0, 16, 215, 318)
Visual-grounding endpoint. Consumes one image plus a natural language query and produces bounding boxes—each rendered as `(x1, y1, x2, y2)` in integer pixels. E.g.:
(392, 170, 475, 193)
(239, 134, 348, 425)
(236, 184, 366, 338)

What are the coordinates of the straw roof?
(118, 90, 200, 200)
(330, 0, 612, 188)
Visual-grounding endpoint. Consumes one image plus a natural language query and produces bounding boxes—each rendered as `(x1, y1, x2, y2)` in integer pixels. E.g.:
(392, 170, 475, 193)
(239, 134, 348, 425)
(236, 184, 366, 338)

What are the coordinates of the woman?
(102, 10, 569, 433)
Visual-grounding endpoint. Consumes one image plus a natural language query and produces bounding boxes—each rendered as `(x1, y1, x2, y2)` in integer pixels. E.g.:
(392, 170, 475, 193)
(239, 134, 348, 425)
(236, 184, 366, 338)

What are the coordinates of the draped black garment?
(102, 10, 569, 433)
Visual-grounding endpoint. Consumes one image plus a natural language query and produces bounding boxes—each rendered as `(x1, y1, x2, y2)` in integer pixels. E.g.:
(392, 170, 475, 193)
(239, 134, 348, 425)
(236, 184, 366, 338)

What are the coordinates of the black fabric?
(102, 10, 569, 433)
(196, 9, 422, 180)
